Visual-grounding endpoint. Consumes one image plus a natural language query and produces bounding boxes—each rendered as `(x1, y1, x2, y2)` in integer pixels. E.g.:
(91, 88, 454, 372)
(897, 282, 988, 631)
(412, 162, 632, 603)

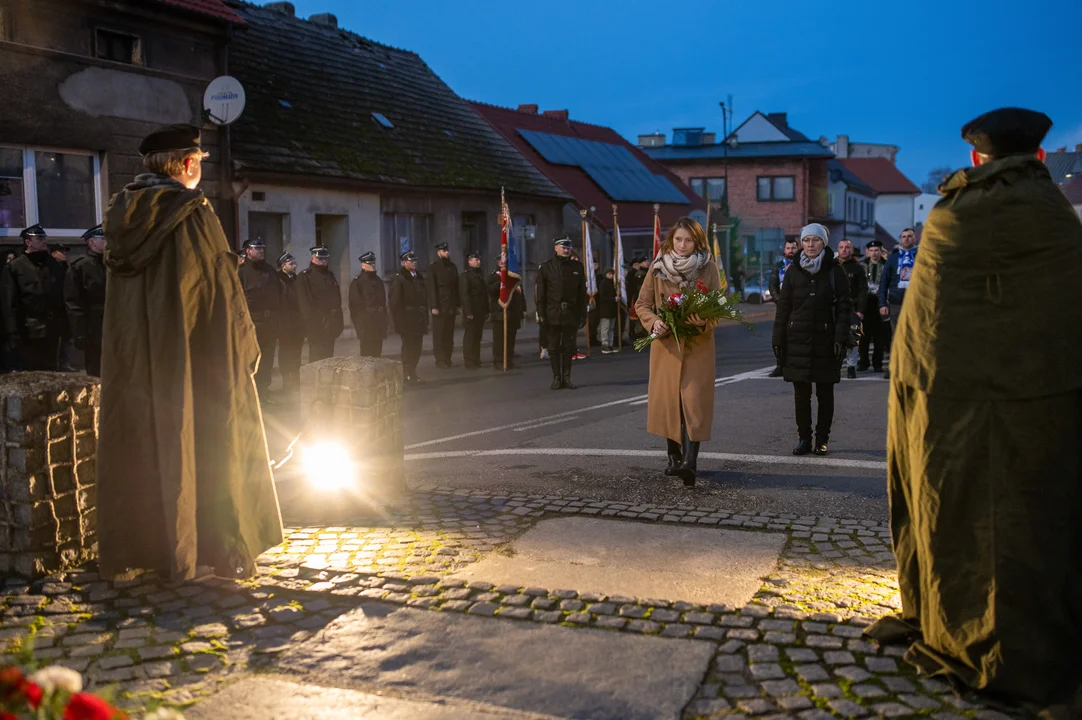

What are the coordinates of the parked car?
(740, 279, 772, 304)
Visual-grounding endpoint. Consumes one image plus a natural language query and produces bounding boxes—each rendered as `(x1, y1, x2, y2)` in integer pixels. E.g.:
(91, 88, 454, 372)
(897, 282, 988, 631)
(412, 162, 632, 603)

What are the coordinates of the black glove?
(834, 342, 846, 361)
(772, 345, 782, 362)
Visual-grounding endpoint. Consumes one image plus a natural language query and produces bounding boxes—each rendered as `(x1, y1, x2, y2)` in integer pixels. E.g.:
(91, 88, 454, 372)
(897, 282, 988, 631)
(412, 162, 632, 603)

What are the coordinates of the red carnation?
(63, 692, 127, 720)
(0, 666, 23, 696)
(695, 279, 708, 292)
(22, 680, 43, 709)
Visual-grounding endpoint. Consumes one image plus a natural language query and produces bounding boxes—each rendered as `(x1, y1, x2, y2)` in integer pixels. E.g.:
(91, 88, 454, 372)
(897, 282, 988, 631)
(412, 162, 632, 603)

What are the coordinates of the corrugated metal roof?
(642, 141, 834, 162)
(1045, 150, 1082, 185)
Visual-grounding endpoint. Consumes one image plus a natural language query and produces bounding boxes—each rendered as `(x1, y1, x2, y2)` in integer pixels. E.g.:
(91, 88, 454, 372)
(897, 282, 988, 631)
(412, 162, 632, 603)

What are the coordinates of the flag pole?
(502, 188, 509, 371)
(580, 208, 591, 357)
(613, 204, 622, 352)
(652, 203, 661, 261)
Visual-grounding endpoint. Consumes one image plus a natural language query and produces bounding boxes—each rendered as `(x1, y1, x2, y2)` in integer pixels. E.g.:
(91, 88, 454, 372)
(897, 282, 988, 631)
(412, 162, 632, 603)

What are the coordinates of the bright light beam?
(301, 442, 355, 491)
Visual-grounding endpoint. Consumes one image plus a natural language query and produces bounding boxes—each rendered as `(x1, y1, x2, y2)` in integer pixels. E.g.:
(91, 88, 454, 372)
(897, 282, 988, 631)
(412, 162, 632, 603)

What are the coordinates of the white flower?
(719, 296, 728, 306)
(30, 665, 83, 694)
(144, 709, 187, 720)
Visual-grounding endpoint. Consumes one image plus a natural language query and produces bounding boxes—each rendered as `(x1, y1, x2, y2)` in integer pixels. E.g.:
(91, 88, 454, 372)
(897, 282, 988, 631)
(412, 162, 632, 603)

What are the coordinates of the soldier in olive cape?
(64, 225, 108, 376)
(865, 108, 1082, 713)
(98, 124, 282, 582)
(348, 250, 388, 358)
(298, 246, 343, 363)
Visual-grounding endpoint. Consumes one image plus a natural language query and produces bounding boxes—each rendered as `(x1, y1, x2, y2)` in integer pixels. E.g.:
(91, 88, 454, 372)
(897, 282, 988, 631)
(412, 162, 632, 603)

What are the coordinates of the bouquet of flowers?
(0, 663, 185, 719)
(634, 278, 751, 354)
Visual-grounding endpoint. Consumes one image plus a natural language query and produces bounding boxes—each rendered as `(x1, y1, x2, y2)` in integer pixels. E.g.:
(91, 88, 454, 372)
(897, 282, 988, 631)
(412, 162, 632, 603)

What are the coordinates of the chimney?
(542, 109, 569, 121)
(1076, 144, 1082, 152)
(638, 133, 666, 148)
(767, 112, 788, 127)
(517, 104, 539, 114)
(265, 2, 295, 16)
(835, 134, 849, 158)
(309, 12, 338, 28)
(1057, 146, 1067, 152)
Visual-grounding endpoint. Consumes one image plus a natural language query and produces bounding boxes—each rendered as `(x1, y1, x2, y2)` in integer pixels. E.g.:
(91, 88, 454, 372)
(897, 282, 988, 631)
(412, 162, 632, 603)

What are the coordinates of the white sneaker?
(540, 349, 549, 360)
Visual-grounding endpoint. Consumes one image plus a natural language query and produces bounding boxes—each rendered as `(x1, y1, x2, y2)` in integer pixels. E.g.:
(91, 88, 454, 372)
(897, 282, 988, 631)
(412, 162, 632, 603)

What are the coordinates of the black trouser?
(279, 333, 302, 388)
(307, 332, 335, 363)
(359, 327, 384, 358)
(492, 320, 518, 366)
(432, 314, 455, 364)
(401, 332, 423, 377)
(859, 299, 888, 370)
(547, 324, 577, 359)
(793, 381, 835, 441)
(84, 340, 102, 377)
(463, 315, 485, 366)
(18, 336, 59, 372)
(588, 309, 600, 345)
(538, 321, 547, 351)
(253, 324, 276, 391)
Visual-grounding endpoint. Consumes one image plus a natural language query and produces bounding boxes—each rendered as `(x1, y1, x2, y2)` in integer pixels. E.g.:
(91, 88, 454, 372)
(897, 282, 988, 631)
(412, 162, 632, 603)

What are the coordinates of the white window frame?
(0, 144, 103, 239)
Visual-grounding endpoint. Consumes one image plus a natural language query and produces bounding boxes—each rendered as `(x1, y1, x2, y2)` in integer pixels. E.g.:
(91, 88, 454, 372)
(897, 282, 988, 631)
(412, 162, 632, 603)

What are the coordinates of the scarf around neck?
(653, 250, 708, 287)
(799, 251, 825, 275)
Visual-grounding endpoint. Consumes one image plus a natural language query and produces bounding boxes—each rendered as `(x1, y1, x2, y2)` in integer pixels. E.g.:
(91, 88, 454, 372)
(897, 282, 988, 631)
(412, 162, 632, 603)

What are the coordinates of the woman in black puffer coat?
(772, 224, 853, 456)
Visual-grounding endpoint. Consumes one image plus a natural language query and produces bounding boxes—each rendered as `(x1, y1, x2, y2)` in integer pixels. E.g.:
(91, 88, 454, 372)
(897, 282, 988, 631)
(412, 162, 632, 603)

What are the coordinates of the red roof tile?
(153, 0, 244, 24)
(468, 101, 708, 232)
(837, 158, 920, 196)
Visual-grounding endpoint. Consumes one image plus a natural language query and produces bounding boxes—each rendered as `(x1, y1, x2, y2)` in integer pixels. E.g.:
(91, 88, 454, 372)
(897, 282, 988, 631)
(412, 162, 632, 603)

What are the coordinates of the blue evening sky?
(279, 0, 1082, 187)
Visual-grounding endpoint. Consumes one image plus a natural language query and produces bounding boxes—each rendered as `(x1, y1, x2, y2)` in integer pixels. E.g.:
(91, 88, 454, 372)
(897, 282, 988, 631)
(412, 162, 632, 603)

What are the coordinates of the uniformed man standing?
(237, 237, 281, 395)
(426, 242, 459, 368)
(64, 225, 107, 376)
(1, 224, 66, 371)
(348, 250, 388, 358)
(489, 254, 524, 369)
(536, 237, 587, 389)
(459, 251, 488, 369)
(276, 252, 303, 392)
(298, 246, 343, 363)
(390, 251, 428, 384)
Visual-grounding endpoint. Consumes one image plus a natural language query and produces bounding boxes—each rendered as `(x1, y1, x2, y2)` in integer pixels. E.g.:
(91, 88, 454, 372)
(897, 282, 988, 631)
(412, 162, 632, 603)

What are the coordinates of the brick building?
(640, 112, 832, 288)
(0, 0, 241, 250)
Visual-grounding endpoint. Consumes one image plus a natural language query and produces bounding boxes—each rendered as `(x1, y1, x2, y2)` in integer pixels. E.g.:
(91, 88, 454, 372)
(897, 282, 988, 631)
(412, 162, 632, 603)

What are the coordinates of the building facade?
(835, 158, 920, 242)
(825, 160, 877, 250)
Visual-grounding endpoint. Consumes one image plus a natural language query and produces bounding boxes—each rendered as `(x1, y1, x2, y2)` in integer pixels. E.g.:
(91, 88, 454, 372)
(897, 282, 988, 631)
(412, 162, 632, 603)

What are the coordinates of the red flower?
(63, 693, 127, 720)
(0, 666, 23, 696)
(0, 667, 43, 709)
(1, 712, 19, 720)
(666, 293, 684, 308)
(22, 680, 42, 709)
(695, 279, 708, 292)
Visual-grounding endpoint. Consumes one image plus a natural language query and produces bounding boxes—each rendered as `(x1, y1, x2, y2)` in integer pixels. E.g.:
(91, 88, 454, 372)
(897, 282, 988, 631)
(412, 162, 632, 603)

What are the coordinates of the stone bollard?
(282, 356, 405, 523)
(0, 372, 100, 577)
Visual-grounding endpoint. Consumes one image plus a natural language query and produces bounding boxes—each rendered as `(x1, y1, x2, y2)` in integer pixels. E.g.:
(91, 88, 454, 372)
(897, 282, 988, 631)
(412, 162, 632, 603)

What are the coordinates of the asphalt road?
(396, 315, 891, 522)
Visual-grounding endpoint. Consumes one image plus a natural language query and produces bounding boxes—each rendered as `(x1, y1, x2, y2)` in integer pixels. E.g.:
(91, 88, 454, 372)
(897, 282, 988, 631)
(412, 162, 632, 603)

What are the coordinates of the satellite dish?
(203, 76, 246, 125)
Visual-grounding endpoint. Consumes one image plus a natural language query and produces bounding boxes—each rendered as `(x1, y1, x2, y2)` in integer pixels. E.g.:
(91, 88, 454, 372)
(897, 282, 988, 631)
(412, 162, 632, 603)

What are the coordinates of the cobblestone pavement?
(1, 486, 1021, 719)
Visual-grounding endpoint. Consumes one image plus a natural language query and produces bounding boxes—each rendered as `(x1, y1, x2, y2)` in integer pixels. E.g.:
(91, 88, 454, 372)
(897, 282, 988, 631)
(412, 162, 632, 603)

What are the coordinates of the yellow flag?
(712, 225, 729, 294)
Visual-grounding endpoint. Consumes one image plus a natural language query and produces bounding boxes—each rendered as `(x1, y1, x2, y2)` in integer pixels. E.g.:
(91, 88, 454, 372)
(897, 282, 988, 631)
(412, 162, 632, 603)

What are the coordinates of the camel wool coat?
(635, 257, 720, 443)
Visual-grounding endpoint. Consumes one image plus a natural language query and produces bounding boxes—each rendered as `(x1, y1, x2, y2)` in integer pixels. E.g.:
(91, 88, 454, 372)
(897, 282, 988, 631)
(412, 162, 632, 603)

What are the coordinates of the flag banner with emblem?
(499, 204, 520, 308)
(652, 211, 662, 261)
(582, 217, 597, 299)
(712, 223, 729, 294)
(614, 222, 627, 305)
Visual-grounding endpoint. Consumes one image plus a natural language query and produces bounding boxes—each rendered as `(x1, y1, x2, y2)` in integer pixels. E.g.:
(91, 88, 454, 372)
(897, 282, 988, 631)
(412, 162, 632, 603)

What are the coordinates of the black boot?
(793, 436, 812, 455)
(677, 429, 700, 487)
(550, 354, 563, 390)
(561, 354, 577, 389)
(813, 434, 829, 456)
(664, 439, 683, 476)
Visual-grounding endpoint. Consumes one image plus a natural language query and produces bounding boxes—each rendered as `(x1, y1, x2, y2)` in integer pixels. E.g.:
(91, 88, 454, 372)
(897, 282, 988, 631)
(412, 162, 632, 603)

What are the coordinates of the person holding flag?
(493, 200, 523, 369)
(537, 237, 587, 389)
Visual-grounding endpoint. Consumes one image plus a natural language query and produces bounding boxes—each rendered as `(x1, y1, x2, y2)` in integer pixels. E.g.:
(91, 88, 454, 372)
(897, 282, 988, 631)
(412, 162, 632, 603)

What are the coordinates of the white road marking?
(405, 365, 775, 450)
(511, 416, 580, 432)
(405, 447, 886, 471)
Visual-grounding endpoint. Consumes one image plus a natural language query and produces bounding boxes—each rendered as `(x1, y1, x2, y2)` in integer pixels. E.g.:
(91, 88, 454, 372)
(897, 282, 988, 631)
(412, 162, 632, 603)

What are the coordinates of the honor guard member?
(64, 225, 107, 376)
(298, 245, 343, 363)
(275, 252, 304, 392)
(237, 237, 281, 395)
(489, 253, 525, 369)
(459, 251, 488, 369)
(348, 250, 388, 358)
(1, 224, 66, 371)
(536, 237, 587, 389)
(426, 241, 460, 368)
(859, 240, 889, 372)
(390, 251, 427, 384)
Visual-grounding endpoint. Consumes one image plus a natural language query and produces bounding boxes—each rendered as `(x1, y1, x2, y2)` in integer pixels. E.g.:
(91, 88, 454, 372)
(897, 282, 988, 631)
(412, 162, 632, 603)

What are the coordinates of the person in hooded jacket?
(459, 252, 488, 369)
(275, 252, 303, 392)
(97, 123, 282, 582)
(297, 246, 343, 363)
(236, 237, 281, 395)
(348, 251, 388, 358)
(772, 223, 853, 456)
(1, 224, 66, 371)
(64, 225, 108, 376)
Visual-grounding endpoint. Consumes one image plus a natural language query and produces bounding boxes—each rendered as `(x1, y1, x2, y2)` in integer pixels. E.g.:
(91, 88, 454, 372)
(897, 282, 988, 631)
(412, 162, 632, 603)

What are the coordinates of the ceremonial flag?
(582, 215, 597, 299)
(712, 223, 729, 294)
(614, 221, 627, 305)
(498, 201, 520, 308)
(652, 208, 662, 260)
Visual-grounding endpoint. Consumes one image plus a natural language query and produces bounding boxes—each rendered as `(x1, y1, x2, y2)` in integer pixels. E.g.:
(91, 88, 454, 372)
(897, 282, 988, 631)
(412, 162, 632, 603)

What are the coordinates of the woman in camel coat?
(635, 217, 721, 487)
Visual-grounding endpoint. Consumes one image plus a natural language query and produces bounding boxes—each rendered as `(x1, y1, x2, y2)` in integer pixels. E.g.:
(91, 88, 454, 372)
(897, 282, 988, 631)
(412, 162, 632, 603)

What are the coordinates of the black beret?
(310, 246, 331, 259)
(81, 225, 104, 241)
(138, 124, 202, 156)
(358, 251, 376, 264)
(400, 251, 418, 262)
(20, 224, 46, 240)
(434, 242, 449, 251)
(865, 240, 884, 249)
(278, 252, 295, 266)
(962, 107, 1052, 157)
(243, 237, 266, 249)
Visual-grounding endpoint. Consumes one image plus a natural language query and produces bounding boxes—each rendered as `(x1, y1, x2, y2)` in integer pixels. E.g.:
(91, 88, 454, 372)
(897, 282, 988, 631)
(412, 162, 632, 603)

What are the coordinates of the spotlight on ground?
(300, 442, 356, 492)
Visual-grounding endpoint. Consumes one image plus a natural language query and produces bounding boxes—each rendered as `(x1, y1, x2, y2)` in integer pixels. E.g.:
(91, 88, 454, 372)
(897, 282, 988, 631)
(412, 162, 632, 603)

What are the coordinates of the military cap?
(81, 225, 104, 241)
(310, 246, 331, 259)
(865, 240, 884, 249)
(961, 107, 1052, 157)
(358, 251, 376, 264)
(400, 251, 418, 262)
(434, 242, 449, 251)
(553, 237, 573, 248)
(243, 237, 266, 249)
(278, 252, 295, 266)
(138, 124, 201, 156)
(467, 251, 481, 260)
(20, 224, 46, 240)
(48, 243, 68, 254)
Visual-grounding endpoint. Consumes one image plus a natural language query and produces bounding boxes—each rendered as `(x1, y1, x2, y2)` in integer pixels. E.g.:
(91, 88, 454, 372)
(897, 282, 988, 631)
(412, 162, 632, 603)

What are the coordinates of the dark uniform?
(276, 253, 304, 391)
(64, 225, 107, 376)
(459, 252, 488, 368)
(297, 246, 343, 363)
(536, 238, 587, 389)
(348, 250, 388, 358)
(488, 257, 525, 369)
(426, 243, 459, 368)
(389, 251, 428, 383)
(838, 252, 868, 378)
(1, 225, 66, 371)
(236, 238, 281, 392)
(859, 241, 888, 371)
